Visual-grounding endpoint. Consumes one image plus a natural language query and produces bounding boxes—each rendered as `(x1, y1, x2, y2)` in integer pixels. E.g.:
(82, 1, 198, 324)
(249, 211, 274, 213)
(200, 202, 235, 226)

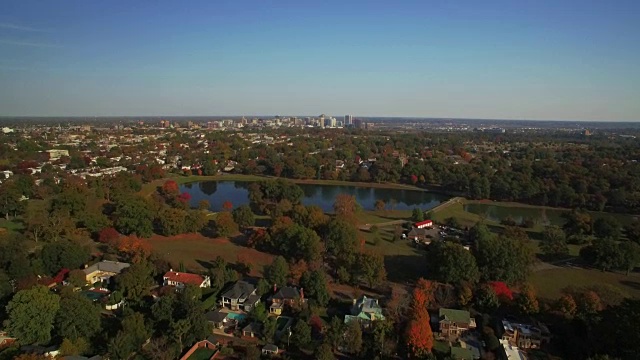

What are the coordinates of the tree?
(55, 292, 101, 341)
(562, 209, 593, 237)
(516, 283, 539, 314)
(474, 234, 534, 284)
(214, 211, 238, 237)
(198, 199, 210, 210)
(323, 219, 358, 263)
(333, 194, 359, 219)
(540, 226, 569, 258)
(249, 302, 268, 323)
(291, 320, 312, 350)
(475, 284, 499, 312)
(114, 196, 154, 237)
(556, 294, 578, 318)
(326, 317, 344, 351)
(427, 242, 479, 284)
(162, 180, 180, 197)
(618, 241, 640, 275)
(265, 256, 289, 288)
(232, 205, 255, 228)
(316, 342, 336, 360)
(625, 220, 640, 245)
(356, 252, 387, 288)
(158, 207, 187, 236)
(6, 285, 60, 345)
(300, 270, 330, 307)
(411, 208, 424, 222)
(109, 312, 151, 360)
(80, 204, 111, 235)
(406, 280, 434, 357)
(262, 316, 277, 343)
(59, 337, 90, 356)
(274, 223, 323, 263)
(374, 200, 386, 211)
(41, 240, 90, 276)
(594, 217, 621, 241)
(0, 184, 24, 220)
(116, 235, 153, 263)
(99, 227, 120, 245)
(344, 319, 363, 354)
(116, 261, 154, 303)
(589, 237, 623, 272)
(24, 200, 49, 242)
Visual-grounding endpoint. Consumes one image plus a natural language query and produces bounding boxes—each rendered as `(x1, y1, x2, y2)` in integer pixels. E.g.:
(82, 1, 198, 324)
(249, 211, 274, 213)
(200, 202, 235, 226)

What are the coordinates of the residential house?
(242, 322, 262, 338)
(205, 309, 230, 330)
(408, 228, 430, 243)
(435, 308, 476, 339)
(179, 339, 217, 360)
(414, 219, 433, 229)
(0, 331, 16, 348)
(268, 286, 304, 315)
(344, 295, 385, 327)
(500, 319, 550, 349)
(220, 281, 260, 311)
(83, 261, 130, 285)
(262, 344, 278, 355)
(163, 270, 211, 289)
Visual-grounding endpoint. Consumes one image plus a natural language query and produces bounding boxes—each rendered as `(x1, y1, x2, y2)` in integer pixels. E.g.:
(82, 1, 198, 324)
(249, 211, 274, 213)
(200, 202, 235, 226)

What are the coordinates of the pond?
(463, 203, 568, 226)
(180, 181, 449, 212)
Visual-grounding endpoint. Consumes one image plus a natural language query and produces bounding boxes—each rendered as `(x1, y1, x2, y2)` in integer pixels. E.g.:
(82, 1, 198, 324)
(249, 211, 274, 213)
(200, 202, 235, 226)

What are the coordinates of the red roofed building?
(163, 270, 211, 288)
(414, 220, 433, 229)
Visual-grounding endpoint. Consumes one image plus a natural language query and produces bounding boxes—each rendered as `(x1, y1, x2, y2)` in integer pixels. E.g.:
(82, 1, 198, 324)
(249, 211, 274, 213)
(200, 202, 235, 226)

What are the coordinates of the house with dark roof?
(433, 308, 476, 339)
(163, 270, 211, 288)
(268, 286, 304, 315)
(220, 280, 259, 311)
(205, 309, 230, 330)
(83, 260, 130, 285)
(344, 295, 385, 327)
(262, 344, 278, 355)
(242, 322, 262, 338)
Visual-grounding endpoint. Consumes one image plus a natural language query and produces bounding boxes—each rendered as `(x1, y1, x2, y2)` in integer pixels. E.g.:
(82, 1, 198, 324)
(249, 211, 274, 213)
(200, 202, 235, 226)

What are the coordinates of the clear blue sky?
(1, 0, 639, 120)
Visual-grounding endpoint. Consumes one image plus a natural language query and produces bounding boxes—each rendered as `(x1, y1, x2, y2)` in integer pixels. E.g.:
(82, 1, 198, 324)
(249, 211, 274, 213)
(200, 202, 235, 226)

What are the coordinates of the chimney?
(273, 283, 277, 294)
(300, 288, 304, 300)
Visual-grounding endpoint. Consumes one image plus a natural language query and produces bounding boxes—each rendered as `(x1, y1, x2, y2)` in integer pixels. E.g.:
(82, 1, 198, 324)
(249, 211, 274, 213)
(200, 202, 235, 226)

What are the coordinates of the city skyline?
(1, 0, 639, 121)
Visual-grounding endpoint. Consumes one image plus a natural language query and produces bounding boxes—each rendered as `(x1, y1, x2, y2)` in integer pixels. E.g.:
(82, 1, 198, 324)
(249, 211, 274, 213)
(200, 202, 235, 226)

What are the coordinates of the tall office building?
(344, 115, 353, 126)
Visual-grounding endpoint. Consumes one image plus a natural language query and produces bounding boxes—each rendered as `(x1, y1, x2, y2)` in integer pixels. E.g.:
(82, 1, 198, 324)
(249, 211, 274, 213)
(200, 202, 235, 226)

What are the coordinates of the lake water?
(180, 181, 449, 212)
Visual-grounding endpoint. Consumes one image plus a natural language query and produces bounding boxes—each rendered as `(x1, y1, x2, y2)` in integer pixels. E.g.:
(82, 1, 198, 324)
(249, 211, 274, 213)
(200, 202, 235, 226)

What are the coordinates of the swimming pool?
(226, 313, 247, 321)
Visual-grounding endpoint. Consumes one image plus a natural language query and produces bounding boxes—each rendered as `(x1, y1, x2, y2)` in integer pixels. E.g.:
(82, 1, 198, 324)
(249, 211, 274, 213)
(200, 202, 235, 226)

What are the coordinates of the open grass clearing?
(530, 267, 640, 299)
(147, 233, 274, 277)
(0, 218, 24, 233)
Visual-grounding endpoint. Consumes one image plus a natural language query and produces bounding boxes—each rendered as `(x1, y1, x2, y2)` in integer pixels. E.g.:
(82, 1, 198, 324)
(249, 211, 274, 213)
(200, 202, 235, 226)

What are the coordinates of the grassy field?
(530, 267, 640, 299)
(147, 233, 274, 277)
(0, 218, 24, 233)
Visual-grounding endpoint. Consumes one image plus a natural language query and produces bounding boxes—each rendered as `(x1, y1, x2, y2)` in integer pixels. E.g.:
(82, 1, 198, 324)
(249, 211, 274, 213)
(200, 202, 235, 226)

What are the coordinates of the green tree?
(411, 208, 424, 222)
(300, 270, 330, 307)
(116, 261, 155, 303)
(594, 217, 621, 241)
(59, 337, 90, 356)
(475, 284, 499, 312)
(0, 184, 24, 220)
(323, 219, 358, 263)
(291, 320, 312, 350)
(344, 319, 363, 355)
(275, 224, 323, 263)
(264, 256, 289, 287)
(109, 312, 151, 360)
(55, 292, 101, 341)
(262, 316, 277, 343)
(356, 252, 387, 288)
(618, 241, 640, 275)
(6, 285, 60, 345)
(232, 205, 255, 228)
(540, 226, 569, 258)
(427, 242, 479, 284)
(316, 342, 336, 360)
(249, 302, 268, 323)
(24, 200, 49, 242)
(41, 240, 90, 276)
(114, 196, 154, 237)
(474, 234, 534, 284)
(590, 237, 623, 272)
(326, 316, 344, 350)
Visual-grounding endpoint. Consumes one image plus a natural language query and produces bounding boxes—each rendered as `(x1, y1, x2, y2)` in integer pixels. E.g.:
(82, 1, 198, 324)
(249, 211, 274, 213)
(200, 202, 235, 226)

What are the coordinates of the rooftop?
(83, 260, 130, 275)
(163, 271, 206, 286)
(271, 286, 301, 300)
(221, 280, 255, 299)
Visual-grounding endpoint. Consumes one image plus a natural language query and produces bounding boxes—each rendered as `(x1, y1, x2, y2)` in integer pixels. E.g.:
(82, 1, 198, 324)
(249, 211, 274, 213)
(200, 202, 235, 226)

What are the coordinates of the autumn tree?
(222, 200, 233, 211)
(214, 211, 239, 237)
(405, 279, 434, 357)
(541, 226, 569, 258)
(162, 180, 180, 197)
(333, 194, 360, 220)
(158, 207, 187, 236)
(98, 227, 120, 245)
(374, 199, 386, 211)
(516, 283, 539, 314)
(116, 235, 153, 263)
(24, 200, 49, 242)
(556, 294, 578, 318)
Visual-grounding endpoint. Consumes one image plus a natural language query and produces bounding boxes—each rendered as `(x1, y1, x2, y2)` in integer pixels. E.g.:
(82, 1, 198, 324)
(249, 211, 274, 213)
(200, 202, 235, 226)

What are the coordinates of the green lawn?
(530, 267, 640, 299)
(0, 218, 24, 233)
(358, 210, 412, 225)
(187, 348, 217, 360)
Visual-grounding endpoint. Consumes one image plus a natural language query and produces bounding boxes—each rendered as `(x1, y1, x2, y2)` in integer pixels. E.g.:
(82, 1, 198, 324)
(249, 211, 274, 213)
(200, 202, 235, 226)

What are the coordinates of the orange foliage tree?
(406, 278, 434, 357)
(333, 194, 359, 221)
(162, 180, 179, 196)
(116, 235, 153, 263)
(222, 200, 233, 211)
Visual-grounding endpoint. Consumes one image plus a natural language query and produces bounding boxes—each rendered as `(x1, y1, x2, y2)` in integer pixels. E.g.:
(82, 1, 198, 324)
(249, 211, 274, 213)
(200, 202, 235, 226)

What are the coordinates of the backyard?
(530, 266, 640, 299)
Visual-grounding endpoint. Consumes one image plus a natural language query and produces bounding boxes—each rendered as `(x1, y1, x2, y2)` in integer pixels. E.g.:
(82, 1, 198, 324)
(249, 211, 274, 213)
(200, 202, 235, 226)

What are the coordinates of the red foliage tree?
(177, 192, 191, 204)
(247, 228, 267, 248)
(222, 200, 233, 211)
(489, 281, 514, 302)
(406, 278, 434, 357)
(410, 174, 418, 184)
(162, 180, 179, 196)
(98, 227, 120, 245)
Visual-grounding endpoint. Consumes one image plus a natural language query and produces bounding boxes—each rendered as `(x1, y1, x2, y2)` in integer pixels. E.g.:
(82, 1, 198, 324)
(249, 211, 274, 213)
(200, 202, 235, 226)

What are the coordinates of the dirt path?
(360, 219, 408, 231)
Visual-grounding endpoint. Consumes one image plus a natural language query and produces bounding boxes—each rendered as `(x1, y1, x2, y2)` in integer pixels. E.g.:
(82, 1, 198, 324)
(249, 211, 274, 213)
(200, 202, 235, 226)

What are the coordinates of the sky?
(0, 0, 639, 121)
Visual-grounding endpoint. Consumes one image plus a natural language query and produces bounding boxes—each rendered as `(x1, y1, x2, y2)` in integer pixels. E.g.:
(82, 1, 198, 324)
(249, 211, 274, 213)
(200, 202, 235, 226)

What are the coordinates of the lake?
(180, 181, 449, 212)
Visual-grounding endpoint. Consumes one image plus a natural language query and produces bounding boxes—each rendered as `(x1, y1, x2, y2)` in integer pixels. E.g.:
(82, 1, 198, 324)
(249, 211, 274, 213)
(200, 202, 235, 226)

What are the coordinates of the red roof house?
(414, 220, 433, 229)
(163, 270, 211, 288)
